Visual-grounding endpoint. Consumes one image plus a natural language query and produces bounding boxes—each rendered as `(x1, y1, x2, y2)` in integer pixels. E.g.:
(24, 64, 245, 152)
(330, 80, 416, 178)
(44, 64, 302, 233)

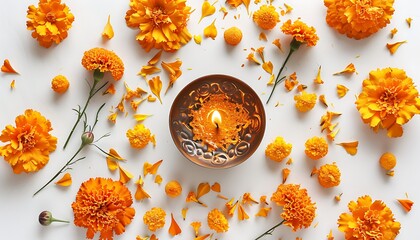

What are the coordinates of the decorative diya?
(169, 74, 266, 169)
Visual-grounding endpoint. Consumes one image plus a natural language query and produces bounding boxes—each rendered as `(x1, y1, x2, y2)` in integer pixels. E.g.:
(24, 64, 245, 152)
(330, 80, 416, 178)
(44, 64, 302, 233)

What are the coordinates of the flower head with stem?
(266, 19, 319, 104)
(39, 210, 69, 226)
(63, 48, 124, 150)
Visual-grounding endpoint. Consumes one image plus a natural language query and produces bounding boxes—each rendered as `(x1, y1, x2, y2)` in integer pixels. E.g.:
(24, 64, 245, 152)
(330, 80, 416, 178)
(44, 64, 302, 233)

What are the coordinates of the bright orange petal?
(259, 32, 267, 41)
(194, 234, 211, 240)
(406, 18, 412, 27)
(199, 1, 216, 23)
(169, 213, 182, 236)
(135, 184, 151, 200)
(103, 83, 116, 95)
(314, 66, 323, 84)
(237, 204, 249, 221)
(1, 59, 19, 74)
(134, 114, 152, 122)
(190, 221, 201, 237)
(262, 61, 273, 75)
(272, 38, 283, 52)
(196, 182, 211, 199)
(397, 199, 414, 212)
(118, 165, 133, 184)
(181, 208, 188, 220)
(108, 148, 125, 161)
(106, 158, 119, 171)
(282, 168, 291, 183)
(102, 15, 114, 39)
(333, 63, 356, 75)
(203, 19, 217, 40)
(148, 76, 163, 103)
(154, 175, 162, 184)
(255, 207, 272, 217)
(337, 141, 359, 156)
(148, 50, 163, 65)
(211, 182, 221, 192)
(55, 173, 72, 187)
(10, 80, 15, 89)
(386, 41, 407, 55)
(337, 84, 349, 98)
(138, 65, 161, 78)
(143, 159, 163, 176)
(319, 94, 328, 107)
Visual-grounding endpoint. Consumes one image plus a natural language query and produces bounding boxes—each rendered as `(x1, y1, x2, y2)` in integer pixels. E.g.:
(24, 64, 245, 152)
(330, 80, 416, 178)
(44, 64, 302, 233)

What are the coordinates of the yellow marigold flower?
(252, 5, 280, 30)
(207, 208, 229, 233)
(125, 0, 192, 52)
(317, 163, 341, 188)
(81, 48, 124, 81)
(305, 136, 328, 160)
(72, 178, 135, 240)
(379, 152, 397, 170)
(0, 109, 57, 173)
(51, 75, 69, 94)
(271, 184, 316, 231)
(338, 195, 401, 239)
(324, 0, 395, 39)
(281, 19, 319, 47)
(26, 0, 75, 48)
(143, 207, 166, 232)
(265, 137, 292, 162)
(165, 180, 182, 198)
(355, 68, 420, 138)
(224, 27, 242, 46)
(126, 124, 154, 149)
(294, 91, 317, 112)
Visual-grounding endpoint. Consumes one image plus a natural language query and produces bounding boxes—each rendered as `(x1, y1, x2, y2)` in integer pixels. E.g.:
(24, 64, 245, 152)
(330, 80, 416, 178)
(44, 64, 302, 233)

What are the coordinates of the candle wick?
(215, 122, 219, 129)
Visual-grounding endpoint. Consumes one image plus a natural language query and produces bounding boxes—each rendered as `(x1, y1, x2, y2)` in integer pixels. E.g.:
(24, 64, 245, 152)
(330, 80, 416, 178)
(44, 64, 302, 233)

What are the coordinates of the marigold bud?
(38, 211, 69, 226)
(81, 132, 94, 145)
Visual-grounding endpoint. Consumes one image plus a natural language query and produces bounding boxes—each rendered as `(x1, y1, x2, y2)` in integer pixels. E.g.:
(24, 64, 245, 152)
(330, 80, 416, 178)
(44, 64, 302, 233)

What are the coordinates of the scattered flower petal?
(211, 182, 221, 192)
(282, 168, 291, 183)
(55, 173, 72, 187)
(237, 204, 249, 221)
(397, 199, 413, 212)
(119, 165, 133, 184)
(10, 80, 15, 89)
(333, 63, 356, 75)
(197, 182, 211, 199)
(191, 221, 201, 237)
(135, 178, 151, 201)
(390, 28, 397, 38)
(102, 15, 114, 39)
(103, 84, 116, 95)
(335, 193, 343, 202)
(134, 114, 152, 122)
(272, 38, 283, 52)
(262, 61, 273, 75)
(337, 84, 349, 98)
(194, 35, 202, 44)
(143, 159, 163, 176)
(242, 193, 259, 205)
(148, 50, 163, 65)
(148, 76, 163, 103)
(138, 65, 161, 78)
(386, 40, 407, 55)
(1, 59, 19, 74)
(314, 66, 323, 84)
(337, 141, 359, 155)
(154, 175, 162, 184)
(161, 59, 182, 93)
(199, 1, 216, 23)
(246, 52, 261, 65)
(319, 94, 328, 107)
(406, 17, 412, 27)
(259, 32, 267, 41)
(182, 208, 188, 220)
(168, 213, 182, 236)
(255, 207, 271, 217)
(204, 19, 217, 39)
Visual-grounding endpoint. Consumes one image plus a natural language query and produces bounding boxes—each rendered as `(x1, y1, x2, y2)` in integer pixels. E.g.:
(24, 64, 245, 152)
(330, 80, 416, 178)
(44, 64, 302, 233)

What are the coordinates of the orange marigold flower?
(81, 48, 124, 80)
(305, 136, 328, 160)
(51, 75, 69, 94)
(265, 136, 292, 162)
(26, 0, 75, 48)
(379, 152, 397, 170)
(317, 163, 341, 188)
(125, 0, 192, 52)
(281, 19, 319, 47)
(224, 27, 243, 46)
(355, 68, 420, 138)
(324, 0, 395, 39)
(338, 195, 401, 239)
(294, 91, 317, 112)
(72, 178, 135, 240)
(207, 208, 229, 233)
(143, 207, 166, 232)
(271, 184, 316, 231)
(165, 180, 182, 198)
(252, 5, 280, 30)
(126, 124, 154, 149)
(0, 109, 57, 173)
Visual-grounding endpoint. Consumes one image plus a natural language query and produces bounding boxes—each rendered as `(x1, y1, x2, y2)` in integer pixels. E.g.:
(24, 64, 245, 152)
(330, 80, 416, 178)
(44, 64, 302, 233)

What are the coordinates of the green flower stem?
(63, 69, 105, 150)
(266, 38, 302, 104)
(255, 219, 286, 240)
(33, 143, 85, 197)
(51, 218, 70, 224)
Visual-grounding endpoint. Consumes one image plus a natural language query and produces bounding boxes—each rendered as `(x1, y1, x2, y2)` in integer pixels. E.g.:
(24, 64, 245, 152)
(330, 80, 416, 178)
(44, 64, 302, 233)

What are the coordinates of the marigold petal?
(138, 65, 161, 78)
(1, 59, 19, 74)
(386, 41, 407, 55)
(103, 84, 116, 95)
(102, 15, 114, 39)
(282, 168, 291, 183)
(337, 84, 349, 98)
(337, 141, 358, 155)
(168, 213, 182, 236)
(204, 19, 217, 40)
(199, 1, 216, 23)
(194, 234, 211, 240)
(255, 207, 272, 217)
(148, 50, 163, 65)
(148, 76, 162, 103)
(314, 66, 323, 84)
(135, 184, 151, 201)
(237, 204, 249, 221)
(196, 182, 211, 199)
(333, 63, 356, 75)
(262, 61, 273, 75)
(143, 159, 163, 176)
(119, 165, 133, 184)
(397, 199, 414, 212)
(55, 173, 72, 187)
(211, 182, 221, 192)
(134, 114, 152, 122)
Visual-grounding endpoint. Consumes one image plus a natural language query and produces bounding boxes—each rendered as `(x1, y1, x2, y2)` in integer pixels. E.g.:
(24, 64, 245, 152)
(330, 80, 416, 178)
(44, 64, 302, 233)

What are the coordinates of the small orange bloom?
(379, 152, 397, 170)
(265, 136, 292, 162)
(51, 75, 70, 94)
(305, 136, 328, 160)
(72, 178, 135, 240)
(81, 48, 124, 80)
(253, 5, 280, 30)
(317, 163, 341, 188)
(143, 207, 166, 232)
(271, 184, 316, 231)
(224, 27, 243, 46)
(294, 91, 317, 112)
(126, 124, 154, 149)
(165, 180, 182, 198)
(26, 0, 75, 47)
(281, 19, 319, 46)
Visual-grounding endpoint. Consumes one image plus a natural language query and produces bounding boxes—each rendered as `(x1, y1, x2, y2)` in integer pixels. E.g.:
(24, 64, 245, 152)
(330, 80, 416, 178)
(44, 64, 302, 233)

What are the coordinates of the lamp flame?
(211, 110, 222, 128)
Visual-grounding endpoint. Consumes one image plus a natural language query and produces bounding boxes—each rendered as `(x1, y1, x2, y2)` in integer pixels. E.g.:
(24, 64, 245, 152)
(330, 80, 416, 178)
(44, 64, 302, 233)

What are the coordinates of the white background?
(1, 0, 420, 239)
